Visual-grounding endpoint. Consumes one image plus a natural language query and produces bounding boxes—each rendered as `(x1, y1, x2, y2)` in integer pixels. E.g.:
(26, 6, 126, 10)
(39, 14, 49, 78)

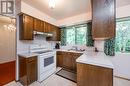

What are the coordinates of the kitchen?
(0, 0, 130, 86)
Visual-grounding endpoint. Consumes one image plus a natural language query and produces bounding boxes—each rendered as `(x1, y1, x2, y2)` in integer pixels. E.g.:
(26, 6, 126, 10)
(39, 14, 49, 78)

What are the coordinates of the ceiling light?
(49, 0, 56, 9)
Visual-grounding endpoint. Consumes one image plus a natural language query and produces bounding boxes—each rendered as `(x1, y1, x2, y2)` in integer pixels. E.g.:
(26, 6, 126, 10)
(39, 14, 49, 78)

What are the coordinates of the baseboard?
(114, 76, 130, 81)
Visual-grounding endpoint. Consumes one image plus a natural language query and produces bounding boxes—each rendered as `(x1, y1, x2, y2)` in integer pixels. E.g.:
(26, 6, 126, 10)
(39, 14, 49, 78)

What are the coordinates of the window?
(116, 18, 130, 52)
(66, 24, 87, 45)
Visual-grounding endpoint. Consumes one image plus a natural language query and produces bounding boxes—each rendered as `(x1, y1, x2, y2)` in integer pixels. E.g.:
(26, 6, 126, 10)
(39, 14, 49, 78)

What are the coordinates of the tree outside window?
(116, 19, 130, 52)
(66, 25, 87, 45)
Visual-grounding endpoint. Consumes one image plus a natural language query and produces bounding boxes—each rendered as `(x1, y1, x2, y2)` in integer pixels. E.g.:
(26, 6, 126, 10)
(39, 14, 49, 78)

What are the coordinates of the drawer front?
(27, 57, 37, 62)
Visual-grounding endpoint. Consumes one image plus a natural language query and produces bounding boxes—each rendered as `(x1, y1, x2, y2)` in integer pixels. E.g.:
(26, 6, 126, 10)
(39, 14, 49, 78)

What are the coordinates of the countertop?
(18, 49, 84, 58)
(18, 53, 38, 58)
(55, 49, 84, 54)
(76, 52, 114, 69)
(18, 50, 114, 69)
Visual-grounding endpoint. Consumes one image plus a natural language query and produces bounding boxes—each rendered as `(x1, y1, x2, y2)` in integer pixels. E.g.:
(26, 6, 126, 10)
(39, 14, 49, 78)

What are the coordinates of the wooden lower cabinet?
(77, 63, 113, 86)
(19, 56, 37, 86)
(57, 51, 82, 72)
(57, 52, 63, 67)
(62, 52, 74, 71)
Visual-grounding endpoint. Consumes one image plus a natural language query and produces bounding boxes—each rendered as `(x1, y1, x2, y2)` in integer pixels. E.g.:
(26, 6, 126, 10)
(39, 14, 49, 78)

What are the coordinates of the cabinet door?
(44, 22, 51, 33)
(19, 14, 34, 40)
(77, 63, 113, 86)
(19, 56, 28, 85)
(56, 27, 61, 41)
(57, 54, 63, 67)
(46, 26, 61, 41)
(92, 0, 115, 40)
(55, 26, 61, 41)
(57, 51, 63, 67)
(62, 52, 73, 71)
(41, 21, 45, 32)
(46, 25, 56, 41)
(34, 19, 42, 32)
(72, 53, 82, 72)
(27, 58, 37, 84)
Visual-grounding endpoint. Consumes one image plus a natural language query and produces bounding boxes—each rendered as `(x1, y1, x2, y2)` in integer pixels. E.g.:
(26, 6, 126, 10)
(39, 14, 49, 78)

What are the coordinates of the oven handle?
(39, 54, 55, 58)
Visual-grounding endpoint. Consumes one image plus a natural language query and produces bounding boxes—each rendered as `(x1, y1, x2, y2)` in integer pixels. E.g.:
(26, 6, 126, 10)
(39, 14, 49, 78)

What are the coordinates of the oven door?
(39, 52, 56, 74)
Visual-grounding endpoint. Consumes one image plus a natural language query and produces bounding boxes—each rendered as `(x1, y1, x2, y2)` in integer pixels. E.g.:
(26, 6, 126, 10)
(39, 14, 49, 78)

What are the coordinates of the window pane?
(116, 20, 130, 52)
(76, 26, 87, 45)
(66, 27, 75, 45)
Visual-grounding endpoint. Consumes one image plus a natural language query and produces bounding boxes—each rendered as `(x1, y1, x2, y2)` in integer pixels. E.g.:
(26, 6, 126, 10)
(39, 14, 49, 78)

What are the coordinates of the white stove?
(30, 45, 56, 82)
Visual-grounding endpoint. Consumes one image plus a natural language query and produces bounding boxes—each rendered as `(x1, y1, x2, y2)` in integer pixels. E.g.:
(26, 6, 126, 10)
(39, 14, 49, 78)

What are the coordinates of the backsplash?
(17, 35, 55, 54)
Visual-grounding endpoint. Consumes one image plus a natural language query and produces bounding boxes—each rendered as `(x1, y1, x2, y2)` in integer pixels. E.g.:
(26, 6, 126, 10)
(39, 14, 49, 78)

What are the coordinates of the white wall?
(0, 22, 16, 64)
(21, 1, 57, 25)
(56, 12, 92, 26)
(56, 5, 130, 79)
(116, 5, 130, 18)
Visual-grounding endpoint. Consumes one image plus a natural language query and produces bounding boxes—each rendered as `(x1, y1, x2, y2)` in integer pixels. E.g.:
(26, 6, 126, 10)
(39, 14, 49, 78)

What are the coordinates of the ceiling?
(22, 0, 130, 20)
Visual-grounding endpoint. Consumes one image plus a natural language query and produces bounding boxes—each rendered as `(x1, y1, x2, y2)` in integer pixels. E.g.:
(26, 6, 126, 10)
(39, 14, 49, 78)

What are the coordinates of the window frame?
(116, 17, 130, 53)
(65, 24, 87, 45)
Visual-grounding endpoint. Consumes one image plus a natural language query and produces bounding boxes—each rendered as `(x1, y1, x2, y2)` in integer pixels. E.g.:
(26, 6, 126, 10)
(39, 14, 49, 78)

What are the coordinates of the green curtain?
(61, 27, 67, 46)
(86, 22, 94, 46)
(60, 22, 94, 46)
(104, 38, 115, 56)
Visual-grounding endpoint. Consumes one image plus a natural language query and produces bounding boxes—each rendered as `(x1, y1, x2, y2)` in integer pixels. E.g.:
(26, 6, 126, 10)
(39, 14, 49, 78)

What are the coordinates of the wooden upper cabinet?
(56, 27, 61, 41)
(46, 25, 61, 41)
(34, 18, 42, 32)
(92, 0, 116, 40)
(19, 14, 34, 40)
(44, 22, 51, 33)
(19, 13, 60, 41)
(41, 21, 45, 32)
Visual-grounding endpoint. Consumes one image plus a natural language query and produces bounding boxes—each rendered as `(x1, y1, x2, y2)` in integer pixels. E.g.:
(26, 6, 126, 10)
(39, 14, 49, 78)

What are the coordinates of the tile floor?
(4, 74, 130, 86)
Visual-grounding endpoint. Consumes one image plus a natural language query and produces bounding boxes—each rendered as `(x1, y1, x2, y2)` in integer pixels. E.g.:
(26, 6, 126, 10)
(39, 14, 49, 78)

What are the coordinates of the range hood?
(34, 31, 53, 37)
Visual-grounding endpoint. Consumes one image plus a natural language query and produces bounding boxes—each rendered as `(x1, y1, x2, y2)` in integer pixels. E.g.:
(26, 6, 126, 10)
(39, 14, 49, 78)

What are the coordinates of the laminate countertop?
(55, 49, 84, 54)
(18, 53, 38, 58)
(76, 52, 114, 69)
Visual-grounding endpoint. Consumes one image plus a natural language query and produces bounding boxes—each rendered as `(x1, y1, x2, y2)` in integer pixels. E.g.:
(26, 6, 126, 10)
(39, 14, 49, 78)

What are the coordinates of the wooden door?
(19, 14, 34, 40)
(44, 22, 51, 33)
(56, 27, 61, 41)
(34, 18, 41, 32)
(27, 58, 37, 84)
(57, 52, 63, 67)
(72, 53, 82, 72)
(92, 0, 115, 40)
(54, 26, 61, 41)
(77, 63, 113, 86)
(41, 21, 45, 32)
(46, 26, 61, 41)
(62, 52, 73, 71)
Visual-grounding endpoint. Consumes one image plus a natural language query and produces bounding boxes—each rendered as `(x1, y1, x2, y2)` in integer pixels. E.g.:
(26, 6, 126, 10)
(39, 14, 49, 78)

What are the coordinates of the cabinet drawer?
(27, 57, 36, 62)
